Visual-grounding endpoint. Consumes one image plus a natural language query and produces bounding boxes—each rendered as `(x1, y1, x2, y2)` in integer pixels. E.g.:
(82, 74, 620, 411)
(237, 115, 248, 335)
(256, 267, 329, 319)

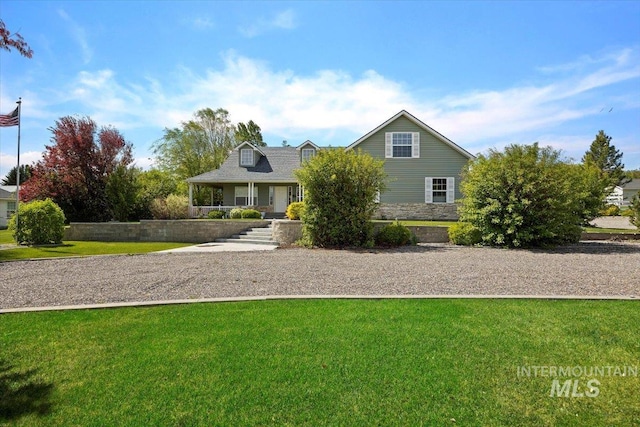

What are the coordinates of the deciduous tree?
(20, 116, 133, 222)
(153, 108, 237, 204)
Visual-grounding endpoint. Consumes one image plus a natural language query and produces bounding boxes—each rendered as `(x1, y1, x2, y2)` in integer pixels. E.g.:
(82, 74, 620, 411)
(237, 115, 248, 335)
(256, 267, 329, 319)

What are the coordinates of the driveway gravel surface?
(1, 242, 639, 310)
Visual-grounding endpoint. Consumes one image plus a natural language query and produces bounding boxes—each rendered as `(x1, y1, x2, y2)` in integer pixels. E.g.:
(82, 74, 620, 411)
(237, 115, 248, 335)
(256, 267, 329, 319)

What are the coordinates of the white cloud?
(58, 9, 92, 64)
(0, 151, 43, 180)
(48, 47, 640, 166)
(238, 9, 298, 37)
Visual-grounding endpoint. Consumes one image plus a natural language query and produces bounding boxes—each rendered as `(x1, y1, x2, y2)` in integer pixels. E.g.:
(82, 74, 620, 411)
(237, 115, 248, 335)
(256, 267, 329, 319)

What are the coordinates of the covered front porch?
(188, 181, 304, 218)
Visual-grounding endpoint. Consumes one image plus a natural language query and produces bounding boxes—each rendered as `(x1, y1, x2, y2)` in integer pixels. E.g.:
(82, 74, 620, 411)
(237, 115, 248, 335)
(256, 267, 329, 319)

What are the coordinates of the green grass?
(375, 220, 457, 227)
(583, 227, 639, 234)
(0, 228, 13, 244)
(1, 299, 638, 426)
(0, 240, 191, 261)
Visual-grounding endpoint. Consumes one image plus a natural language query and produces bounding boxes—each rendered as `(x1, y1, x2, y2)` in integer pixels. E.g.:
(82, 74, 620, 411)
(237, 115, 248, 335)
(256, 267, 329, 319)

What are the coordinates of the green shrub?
(8, 198, 66, 245)
(630, 194, 640, 229)
(241, 209, 262, 219)
(294, 148, 387, 248)
(459, 143, 598, 248)
(149, 194, 189, 219)
(599, 204, 620, 216)
(375, 221, 413, 247)
(207, 210, 225, 219)
(229, 208, 244, 219)
(448, 222, 482, 246)
(285, 202, 305, 220)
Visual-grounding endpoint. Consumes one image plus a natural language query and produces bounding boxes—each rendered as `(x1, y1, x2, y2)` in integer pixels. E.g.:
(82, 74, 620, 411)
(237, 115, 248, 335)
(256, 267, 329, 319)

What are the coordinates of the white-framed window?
(7, 201, 16, 217)
(425, 177, 455, 203)
(235, 186, 258, 205)
(301, 148, 315, 162)
(240, 148, 254, 166)
(385, 132, 420, 158)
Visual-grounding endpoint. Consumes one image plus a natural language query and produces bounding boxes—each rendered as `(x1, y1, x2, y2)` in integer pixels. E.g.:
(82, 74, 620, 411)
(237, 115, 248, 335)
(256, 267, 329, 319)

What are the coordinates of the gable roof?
(0, 186, 16, 199)
(235, 141, 266, 156)
(346, 110, 475, 159)
(296, 140, 320, 150)
(187, 147, 300, 184)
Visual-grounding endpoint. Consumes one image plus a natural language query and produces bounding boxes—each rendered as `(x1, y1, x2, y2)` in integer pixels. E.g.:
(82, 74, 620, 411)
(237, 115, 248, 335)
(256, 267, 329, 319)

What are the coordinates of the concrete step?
(234, 234, 273, 241)
(215, 238, 278, 245)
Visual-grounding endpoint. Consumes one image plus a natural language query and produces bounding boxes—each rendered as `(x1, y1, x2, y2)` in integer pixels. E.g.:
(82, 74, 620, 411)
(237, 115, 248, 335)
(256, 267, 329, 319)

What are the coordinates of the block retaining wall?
(64, 220, 269, 243)
(272, 220, 450, 245)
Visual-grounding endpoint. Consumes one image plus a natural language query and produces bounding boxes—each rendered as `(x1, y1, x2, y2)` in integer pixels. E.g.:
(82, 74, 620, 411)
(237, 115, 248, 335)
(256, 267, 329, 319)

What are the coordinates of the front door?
(274, 186, 288, 213)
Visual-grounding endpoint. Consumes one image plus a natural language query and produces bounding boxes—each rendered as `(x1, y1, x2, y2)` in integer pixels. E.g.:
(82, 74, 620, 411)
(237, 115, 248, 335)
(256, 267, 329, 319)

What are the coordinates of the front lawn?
(1, 299, 638, 426)
(0, 240, 191, 261)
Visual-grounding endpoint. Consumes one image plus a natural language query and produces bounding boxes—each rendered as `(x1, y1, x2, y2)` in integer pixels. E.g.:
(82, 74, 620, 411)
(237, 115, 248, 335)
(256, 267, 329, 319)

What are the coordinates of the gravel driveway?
(1, 242, 639, 310)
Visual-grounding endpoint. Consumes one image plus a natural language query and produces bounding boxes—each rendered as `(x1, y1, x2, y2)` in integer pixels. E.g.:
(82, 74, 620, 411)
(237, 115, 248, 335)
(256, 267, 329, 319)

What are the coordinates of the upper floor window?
(240, 148, 254, 166)
(385, 132, 420, 158)
(301, 148, 315, 163)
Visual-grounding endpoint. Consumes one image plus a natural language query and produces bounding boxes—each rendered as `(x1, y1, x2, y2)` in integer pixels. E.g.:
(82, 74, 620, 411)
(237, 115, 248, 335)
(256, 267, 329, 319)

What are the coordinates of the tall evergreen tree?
(1, 164, 32, 185)
(582, 130, 629, 188)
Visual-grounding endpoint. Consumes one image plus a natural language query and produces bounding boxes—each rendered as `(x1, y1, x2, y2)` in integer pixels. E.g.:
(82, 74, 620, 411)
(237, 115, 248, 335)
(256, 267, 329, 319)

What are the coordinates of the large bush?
(149, 194, 189, 219)
(459, 143, 604, 248)
(294, 148, 387, 248)
(8, 198, 66, 245)
(285, 201, 305, 220)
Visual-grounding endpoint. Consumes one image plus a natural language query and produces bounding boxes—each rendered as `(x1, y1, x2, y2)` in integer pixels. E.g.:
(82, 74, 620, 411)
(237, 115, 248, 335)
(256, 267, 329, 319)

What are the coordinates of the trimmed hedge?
(241, 209, 262, 219)
(375, 222, 414, 247)
(448, 222, 482, 246)
(207, 210, 225, 219)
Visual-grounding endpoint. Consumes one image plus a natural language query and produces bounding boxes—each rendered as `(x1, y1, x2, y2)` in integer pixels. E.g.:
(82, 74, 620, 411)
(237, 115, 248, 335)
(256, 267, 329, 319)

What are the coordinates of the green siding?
(354, 116, 470, 203)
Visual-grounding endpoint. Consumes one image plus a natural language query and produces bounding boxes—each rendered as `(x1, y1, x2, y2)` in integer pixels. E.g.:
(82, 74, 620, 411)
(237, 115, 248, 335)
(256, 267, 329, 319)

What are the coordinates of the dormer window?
(240, 148, 254, 166)
(301, 148, 315, 162)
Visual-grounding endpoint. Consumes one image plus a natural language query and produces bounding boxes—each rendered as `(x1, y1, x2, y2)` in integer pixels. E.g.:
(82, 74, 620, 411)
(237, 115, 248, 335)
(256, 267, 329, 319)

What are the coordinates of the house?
(187, 110, 475, 219)
(345, 110, 474, 219)
(607, 179, 640, 206)
(0, 186, 17, 228)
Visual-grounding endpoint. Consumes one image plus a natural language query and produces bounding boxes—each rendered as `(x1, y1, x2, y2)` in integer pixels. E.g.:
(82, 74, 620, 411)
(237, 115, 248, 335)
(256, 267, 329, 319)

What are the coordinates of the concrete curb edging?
(1, 294, 637, 314)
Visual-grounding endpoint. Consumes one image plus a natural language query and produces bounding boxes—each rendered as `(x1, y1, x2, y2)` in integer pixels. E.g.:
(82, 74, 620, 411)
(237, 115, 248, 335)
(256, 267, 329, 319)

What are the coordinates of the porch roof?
(187, 147, 301, 184)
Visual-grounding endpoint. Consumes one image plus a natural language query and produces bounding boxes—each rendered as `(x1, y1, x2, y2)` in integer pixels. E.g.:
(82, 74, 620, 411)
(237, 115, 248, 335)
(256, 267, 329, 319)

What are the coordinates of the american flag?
(0, 107, 19, 127)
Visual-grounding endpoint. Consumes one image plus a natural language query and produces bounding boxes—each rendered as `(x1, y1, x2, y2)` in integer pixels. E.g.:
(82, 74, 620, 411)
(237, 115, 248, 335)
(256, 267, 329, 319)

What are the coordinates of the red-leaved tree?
(21, 116, 133, 222)
(0, 19, 33, 58)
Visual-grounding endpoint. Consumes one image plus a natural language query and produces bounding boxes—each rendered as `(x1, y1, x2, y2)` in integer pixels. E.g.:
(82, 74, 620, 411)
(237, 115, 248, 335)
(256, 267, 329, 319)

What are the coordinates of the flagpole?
(15, 98, 22, 242)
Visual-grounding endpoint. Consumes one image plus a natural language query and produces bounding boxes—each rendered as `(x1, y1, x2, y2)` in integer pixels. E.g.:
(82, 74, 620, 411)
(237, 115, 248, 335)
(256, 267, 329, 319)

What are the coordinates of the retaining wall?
(64, 220, 269, 243)
(271, 220, 450, 245)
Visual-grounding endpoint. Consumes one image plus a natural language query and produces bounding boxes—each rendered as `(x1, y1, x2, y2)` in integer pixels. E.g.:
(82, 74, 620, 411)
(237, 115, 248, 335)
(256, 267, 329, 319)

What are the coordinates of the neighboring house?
(607, 179, 640, 206)
(187, 110, 475, 219)
(0, 186, 17, 228)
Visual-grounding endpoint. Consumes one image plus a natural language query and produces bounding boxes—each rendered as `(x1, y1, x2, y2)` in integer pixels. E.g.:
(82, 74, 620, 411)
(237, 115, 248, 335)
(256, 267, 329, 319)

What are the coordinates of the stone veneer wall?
(374, 203, 459, 220)
(64, 220, 269, 243)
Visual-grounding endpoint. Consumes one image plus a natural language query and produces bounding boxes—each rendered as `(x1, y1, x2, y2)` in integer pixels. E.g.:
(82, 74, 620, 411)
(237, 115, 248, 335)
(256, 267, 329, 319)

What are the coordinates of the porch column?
(188, 183, 193, 216)
(298, 184, 302, 201)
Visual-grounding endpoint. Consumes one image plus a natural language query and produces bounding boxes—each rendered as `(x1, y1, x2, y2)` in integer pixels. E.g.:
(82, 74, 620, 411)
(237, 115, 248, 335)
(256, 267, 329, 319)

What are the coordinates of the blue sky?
(1, 1, 639, 179)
